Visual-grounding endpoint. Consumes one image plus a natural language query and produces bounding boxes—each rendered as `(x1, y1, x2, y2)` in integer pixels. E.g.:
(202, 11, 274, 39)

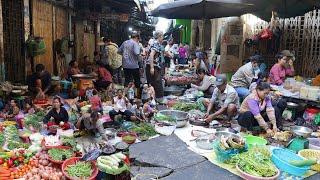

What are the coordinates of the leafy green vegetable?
(0, 134, 5, 147)
(24, 114, 42, 130)
(130, 122, 157, 137)
(66, 161, 93, 178)
(48, 148, 73, 161)
(7, 140, 30, 150)
(4, 125, 19, 141)
(172, 102, 199, 112)
(227, 146, 277, 177)
(61, 136, 77, 151)
(154, 113, 176, 122)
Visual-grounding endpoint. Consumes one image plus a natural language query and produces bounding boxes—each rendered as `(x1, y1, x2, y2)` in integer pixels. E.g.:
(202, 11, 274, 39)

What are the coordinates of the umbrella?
(150, 0, 260, 19)
(150, 0, 320, 21)
(252, 0, 320, 21)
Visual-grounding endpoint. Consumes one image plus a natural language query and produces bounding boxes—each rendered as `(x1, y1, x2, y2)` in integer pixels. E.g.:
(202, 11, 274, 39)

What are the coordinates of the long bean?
(66, 161, 92, 178)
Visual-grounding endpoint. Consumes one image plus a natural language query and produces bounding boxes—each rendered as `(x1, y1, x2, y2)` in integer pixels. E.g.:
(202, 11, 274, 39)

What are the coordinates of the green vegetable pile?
(154, 113, 176, 122)
(123, 135, 135, 142)
(227, 147, 277, 177)
(7, 141, 30, 150)
(48, 148, 73, 161)
(66, 161, 93, 178)
(24, 114, 43, 131)
(130, 122, 157, 137)
(172, 102, 199, 112)
(61, 136, 77, 151)
(4, 125, 29, 150)
(0, 134, 4, 147)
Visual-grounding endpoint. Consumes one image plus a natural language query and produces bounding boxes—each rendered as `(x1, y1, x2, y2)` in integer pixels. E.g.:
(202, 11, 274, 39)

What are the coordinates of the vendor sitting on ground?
(238, 82, 279, 136)
(67, 60, 81, 80)
(191, 68, 216, 97)
(43, 97, 70, 130)
(27, 64, 52, 98)
(76, 111, 107, 140)
(204, 74, 240, 123)
(230, 55, 262, 99)
(94, 61, 112, 91)
(269, 50, 295, 85)
(4, 99, 20, 119)
(109, 89, 135, 121)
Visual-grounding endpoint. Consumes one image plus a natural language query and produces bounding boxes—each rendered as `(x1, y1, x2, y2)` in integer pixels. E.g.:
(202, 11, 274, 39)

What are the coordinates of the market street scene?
(1, 0, 320, 179)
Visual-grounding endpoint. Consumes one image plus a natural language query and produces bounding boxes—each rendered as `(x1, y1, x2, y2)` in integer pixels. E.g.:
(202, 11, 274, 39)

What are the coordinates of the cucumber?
(101, 156, 119, 166)
(110, 155, 121, 163)
(97, 160, 113, 171)
(289, 159, 317, 167)
(114, 152, 126, 160)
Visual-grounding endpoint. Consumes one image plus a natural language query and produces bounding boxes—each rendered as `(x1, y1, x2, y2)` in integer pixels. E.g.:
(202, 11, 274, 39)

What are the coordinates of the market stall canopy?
(149, 0, 261, 19)
(150, 0, 320, 21)
(252, 0, 320, 21)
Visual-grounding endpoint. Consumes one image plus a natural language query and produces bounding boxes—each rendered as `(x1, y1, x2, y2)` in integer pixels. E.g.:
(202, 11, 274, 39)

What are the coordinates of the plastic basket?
(97, 157, 130, 176)
(298, 149, 320, 160)
(213, 141, 246, 163)
(47, 146, 76, 164)
(62, 157, 98, 180)
(271, 148, 310, 176)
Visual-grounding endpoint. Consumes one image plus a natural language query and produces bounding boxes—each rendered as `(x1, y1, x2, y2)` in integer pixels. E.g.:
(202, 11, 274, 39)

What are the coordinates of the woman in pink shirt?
(269, 50, 295, 85)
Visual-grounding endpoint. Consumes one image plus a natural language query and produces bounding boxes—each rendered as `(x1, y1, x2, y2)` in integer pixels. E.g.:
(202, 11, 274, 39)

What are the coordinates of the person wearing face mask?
(238, 82, 280, 136)
(230, 55, 262, 99)
(269, 50, 295, 85)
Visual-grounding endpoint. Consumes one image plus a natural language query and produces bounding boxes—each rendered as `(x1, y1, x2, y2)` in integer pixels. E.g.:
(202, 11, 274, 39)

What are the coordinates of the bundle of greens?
(228, 146, 277, 177)
(130, 122, 157, 137)
(48, 148, 73, 161)
(154, 113, 176, 123)
(4, 125, 19, 141)
(24, 114, 42, 131)
(60, 136, 77, 151)
(172, 102, 199, 112)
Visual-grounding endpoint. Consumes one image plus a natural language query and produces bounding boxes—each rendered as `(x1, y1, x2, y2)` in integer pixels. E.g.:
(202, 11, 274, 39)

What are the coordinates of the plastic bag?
(315, 113, 320, 125)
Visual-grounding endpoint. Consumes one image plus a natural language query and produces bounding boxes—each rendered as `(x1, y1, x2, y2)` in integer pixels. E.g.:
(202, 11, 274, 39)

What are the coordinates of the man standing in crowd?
(118, 33, 142, 95)
(106, 38, 123, 84)
(101, 38, 109, 67)
(230, 55, 262, 99)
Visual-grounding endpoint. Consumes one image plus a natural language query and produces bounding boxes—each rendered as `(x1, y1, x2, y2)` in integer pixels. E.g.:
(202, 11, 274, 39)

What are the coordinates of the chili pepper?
(0, 158, 4, 164)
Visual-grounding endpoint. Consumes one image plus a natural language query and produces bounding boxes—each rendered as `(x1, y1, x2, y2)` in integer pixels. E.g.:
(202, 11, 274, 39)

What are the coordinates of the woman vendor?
(43, 97, 70, 130)
(4, 99, 20, 119)
(238, 82, 280, 136)
(191, 68, 216, 97)
(76, 111, 107, 140)
(269, 50, 295, 85)
(94, 61, 112, 91)
(67, 60, 81, 80)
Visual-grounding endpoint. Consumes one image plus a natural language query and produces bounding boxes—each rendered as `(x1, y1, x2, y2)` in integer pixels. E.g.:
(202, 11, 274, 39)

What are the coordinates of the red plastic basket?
(62, 157, 98, 180)
(47, 146, 76, 164)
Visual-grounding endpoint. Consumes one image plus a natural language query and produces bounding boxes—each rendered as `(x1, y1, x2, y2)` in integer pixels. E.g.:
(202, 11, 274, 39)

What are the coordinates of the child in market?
(148, 84, 156, 100)
(126, 82, 136, 104)
(141, 84, 150, 104)
(89, 89, 102, 113)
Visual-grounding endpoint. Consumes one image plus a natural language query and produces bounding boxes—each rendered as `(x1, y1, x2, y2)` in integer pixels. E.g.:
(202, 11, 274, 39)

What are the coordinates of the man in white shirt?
(108, 89, 133, 121)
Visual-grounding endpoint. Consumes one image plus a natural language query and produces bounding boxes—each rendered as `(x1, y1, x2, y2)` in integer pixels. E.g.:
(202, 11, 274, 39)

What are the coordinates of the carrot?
(0, 173, 10, 177)
(0, 169, 10, 174)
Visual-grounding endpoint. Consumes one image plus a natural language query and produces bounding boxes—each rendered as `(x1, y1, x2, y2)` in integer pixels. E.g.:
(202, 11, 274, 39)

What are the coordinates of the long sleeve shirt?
(230, 62, 255, 88)
(43, 107, 69, 124)
(78, 113, 107, 140)
(240, 91, 276, 130)
(269, 64, 294, 85)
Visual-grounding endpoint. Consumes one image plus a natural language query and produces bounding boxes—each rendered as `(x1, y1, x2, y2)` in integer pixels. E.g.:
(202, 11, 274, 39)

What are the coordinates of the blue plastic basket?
(213, 141, 247, 163)
(271, 148, 310, 176)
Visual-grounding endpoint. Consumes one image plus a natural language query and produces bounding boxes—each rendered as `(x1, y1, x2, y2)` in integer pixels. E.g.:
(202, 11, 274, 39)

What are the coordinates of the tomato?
(0, 158, 4, 164)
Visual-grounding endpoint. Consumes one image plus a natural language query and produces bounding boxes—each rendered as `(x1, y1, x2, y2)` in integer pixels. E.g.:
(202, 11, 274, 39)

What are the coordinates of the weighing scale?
(287, 126, 312, 153)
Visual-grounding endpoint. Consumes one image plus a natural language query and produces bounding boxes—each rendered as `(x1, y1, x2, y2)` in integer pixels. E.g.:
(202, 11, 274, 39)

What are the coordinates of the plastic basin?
(236, 164, 280, 180)
(244, 135, 267, 148)
(271, 148, 310, 176)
